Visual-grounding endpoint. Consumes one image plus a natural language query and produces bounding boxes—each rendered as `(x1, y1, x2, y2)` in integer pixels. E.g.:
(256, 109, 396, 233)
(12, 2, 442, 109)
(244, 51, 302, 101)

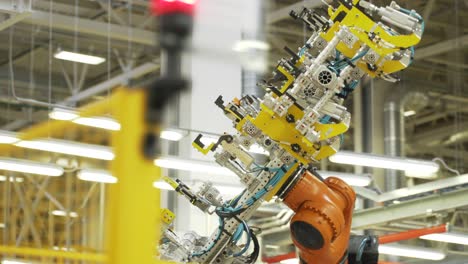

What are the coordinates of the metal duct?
(384, 100, 404, 191)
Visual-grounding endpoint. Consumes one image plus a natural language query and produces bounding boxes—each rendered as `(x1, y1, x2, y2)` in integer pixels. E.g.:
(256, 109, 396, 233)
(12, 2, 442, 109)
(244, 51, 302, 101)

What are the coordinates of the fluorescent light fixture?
(0, 158, 63, 176)
(51, 210, 78, 218)
(16, 139, 114, 160)
(153, 180, 173, 190)
(54, 50, 105, 65)
(379, 244, 445, 260)
(49, 108, 79, 121)
(420, 232, 468, 245)
(0, 175, 24, 182)
(329, 151, 439, 177)
(73, 117, 121, 131)
(52, 246, 75, 251)
(2, 260, 32, 264)
(265, 244, 280, 249)
(404, 110, 416, 117)
(318, 171, 372, 187)
(49, 109, 120, 131)
(280, 259, 299, 264)
(0, 131, 19, 144)
(77, 169, 117, 184)
(160, 130, 185, 141)
(155, 156, 235, 176)
(233, 40, 270, 52)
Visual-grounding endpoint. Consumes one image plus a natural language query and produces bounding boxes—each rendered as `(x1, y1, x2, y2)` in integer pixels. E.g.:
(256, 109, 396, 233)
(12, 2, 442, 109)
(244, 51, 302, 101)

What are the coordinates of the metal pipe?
(98, 183, 105, 252)
(378, 224, 447, 244)
(384, 100, 404, 191)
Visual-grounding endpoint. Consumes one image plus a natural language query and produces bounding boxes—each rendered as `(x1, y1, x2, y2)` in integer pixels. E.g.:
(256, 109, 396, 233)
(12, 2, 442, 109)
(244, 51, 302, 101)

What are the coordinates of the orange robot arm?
(280, 170, 356, 264)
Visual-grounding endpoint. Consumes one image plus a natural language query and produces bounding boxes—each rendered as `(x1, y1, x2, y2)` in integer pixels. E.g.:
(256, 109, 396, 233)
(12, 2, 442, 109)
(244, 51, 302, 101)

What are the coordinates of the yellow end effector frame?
(161, 208, 176, 225)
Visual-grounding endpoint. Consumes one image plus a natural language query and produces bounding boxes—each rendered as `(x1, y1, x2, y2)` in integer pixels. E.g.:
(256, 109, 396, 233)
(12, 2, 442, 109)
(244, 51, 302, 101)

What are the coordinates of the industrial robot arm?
(159, 1, 423, 263)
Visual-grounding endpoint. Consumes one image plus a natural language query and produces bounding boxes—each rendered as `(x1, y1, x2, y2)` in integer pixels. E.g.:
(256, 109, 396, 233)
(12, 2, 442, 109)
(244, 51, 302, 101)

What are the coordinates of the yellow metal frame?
(323, 0, 421, 77)
(0, 86, 172, 264)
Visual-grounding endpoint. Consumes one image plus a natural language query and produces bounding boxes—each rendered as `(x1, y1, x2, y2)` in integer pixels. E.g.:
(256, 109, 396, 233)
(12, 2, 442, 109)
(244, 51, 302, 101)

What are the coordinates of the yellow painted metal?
(0, 246, 107, 262)
(315, 121, 349, 141)
(0, 87, 173, 263)
(192, 141, 215, 155)
(108, 87, 168, 264)
(277, 66, 294, 93)
(234, 104, 342, 165)
(19, 96, 114, 141)
(163, 176, 179, 190)
(0, 96, 115, 155)
(161, 208, 176, 225)
(323, 3, 422, 77)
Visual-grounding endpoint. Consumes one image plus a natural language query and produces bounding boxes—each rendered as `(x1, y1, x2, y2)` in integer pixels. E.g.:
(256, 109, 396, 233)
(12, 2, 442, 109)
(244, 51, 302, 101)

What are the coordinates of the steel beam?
(354, 174, 468, 203)
(415, 35, 468, 60)
(422, 0, 436, 22)
(407, 145, 468, 163)
(408, 122, 468, 145)
(62, 61, 159, 104)
(0, 1, 30, 14)
(267, 0, 323, 24)
(22, 11, 156, 46)
(352, 189, 468, 229)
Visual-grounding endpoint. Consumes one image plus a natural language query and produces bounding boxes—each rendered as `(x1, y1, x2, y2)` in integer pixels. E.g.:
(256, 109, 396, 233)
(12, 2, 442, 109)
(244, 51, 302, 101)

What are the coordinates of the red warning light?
(151, 0, 198, 16)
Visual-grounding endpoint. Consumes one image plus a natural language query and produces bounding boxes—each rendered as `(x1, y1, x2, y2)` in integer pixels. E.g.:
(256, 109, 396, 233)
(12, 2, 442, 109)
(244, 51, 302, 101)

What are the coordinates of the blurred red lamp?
(151, 0, 198, 16)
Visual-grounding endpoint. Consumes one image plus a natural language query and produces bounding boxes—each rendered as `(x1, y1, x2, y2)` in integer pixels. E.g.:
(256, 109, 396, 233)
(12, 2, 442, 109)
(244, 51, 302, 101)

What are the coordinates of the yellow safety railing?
(0, 87, 173, 264)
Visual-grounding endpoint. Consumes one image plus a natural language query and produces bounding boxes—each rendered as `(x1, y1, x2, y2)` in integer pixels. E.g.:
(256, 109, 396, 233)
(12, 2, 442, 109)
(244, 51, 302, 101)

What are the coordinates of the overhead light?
(77, 169, 117, 184)
(280, 259, 299, 264)
(379, 244, 446, 260)
(52, 246, 75, 252)
(0, 158, 63, 177)
(265, 244, 280, 249)
(160, 129, 186, 141)
(49, 109, 120, 131)
(0, 175, 24, 182)
(154, 156, 235, 176)
(54, 50, 106, 65)
(404, 110, 416, 117)
(420, 232, 468, 245)
(2, 260, 32, 264)
(73, 117, 121, 131)
(0, 131, 19, 144)
(233, 40, 270, 52)
(49, 108, 79, 121)
(329, 151, 439, 177)
(0, 223, 5, 228)
(318, 171, 372, 187)
(51, 210, 78, 218)
(15, 139, 114, 160)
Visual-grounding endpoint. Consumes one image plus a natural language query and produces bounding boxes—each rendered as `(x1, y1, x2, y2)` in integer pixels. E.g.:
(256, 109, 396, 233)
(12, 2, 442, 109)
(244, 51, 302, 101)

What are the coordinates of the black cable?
(247, 231, 260, 263)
